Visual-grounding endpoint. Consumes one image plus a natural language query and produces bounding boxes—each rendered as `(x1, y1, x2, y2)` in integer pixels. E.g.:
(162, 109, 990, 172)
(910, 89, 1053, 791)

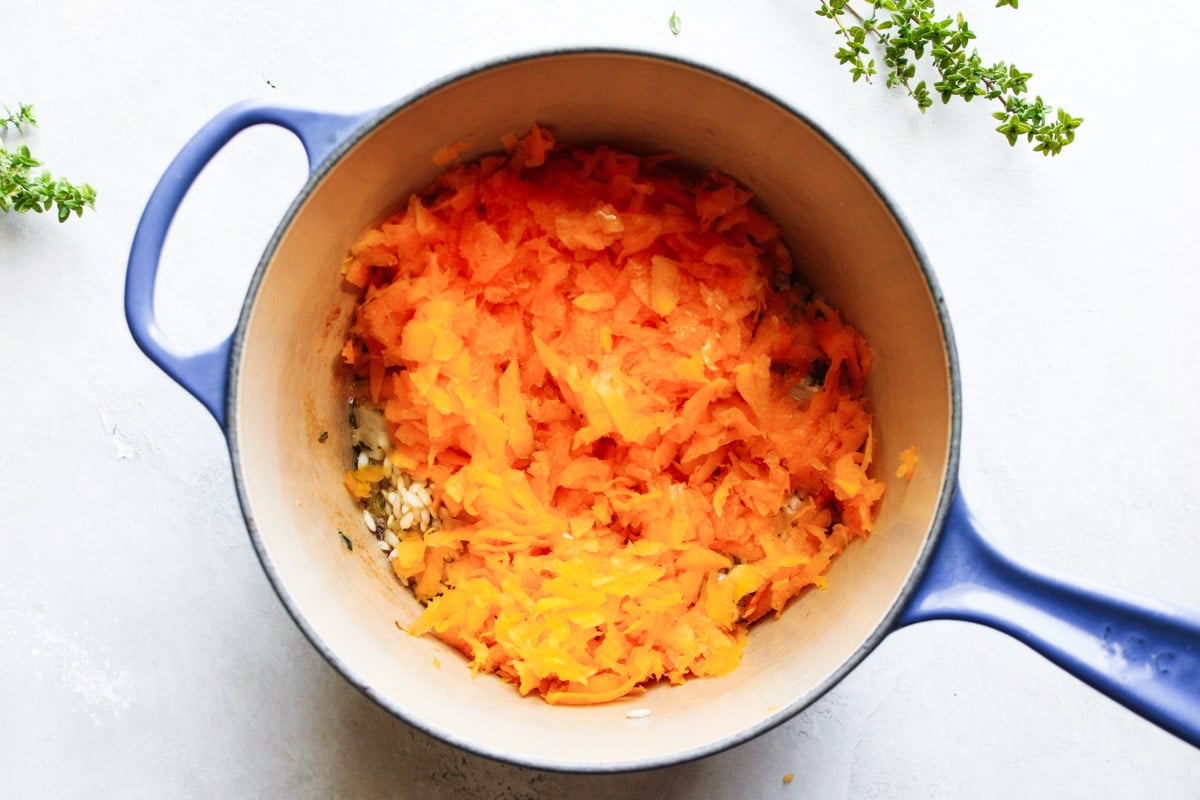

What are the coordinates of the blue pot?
(125, 49, 1200, 771)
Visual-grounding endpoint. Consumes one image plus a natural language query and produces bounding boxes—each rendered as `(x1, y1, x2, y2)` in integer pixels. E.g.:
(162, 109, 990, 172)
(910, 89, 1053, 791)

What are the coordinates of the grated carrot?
(341, 127, 886, 703)
(896, 445, 919, 481)
(432, 140, 471, 167)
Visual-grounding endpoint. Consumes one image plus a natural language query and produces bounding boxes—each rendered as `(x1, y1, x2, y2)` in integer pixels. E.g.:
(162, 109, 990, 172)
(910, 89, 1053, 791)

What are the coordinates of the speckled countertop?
(3, 2, 1199, 797)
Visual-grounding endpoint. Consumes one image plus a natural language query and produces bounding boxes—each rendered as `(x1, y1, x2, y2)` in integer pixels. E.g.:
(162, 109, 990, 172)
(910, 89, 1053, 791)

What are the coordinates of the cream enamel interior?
(229, 52, 955, 770)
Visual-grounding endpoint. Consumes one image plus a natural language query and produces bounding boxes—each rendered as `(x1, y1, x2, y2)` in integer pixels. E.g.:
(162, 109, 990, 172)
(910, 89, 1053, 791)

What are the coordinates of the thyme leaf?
(669, 10, 682, 36)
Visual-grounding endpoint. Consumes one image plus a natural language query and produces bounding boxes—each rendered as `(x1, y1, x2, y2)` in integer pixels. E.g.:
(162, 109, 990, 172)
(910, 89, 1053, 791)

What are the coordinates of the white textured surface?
(2, 1, 1199, 797)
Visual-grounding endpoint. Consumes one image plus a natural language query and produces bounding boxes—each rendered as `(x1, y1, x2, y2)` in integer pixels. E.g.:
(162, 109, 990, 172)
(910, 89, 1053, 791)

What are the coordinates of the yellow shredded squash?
(340, 126, 886, 704)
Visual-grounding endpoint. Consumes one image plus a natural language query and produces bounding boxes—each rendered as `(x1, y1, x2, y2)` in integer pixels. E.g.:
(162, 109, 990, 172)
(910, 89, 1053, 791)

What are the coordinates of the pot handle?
(124, 100, 373, 426)
(898, 489, 1200, 748)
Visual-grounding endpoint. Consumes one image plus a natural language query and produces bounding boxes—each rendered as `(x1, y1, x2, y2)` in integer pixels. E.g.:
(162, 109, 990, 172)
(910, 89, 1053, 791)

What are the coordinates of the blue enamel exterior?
(899, 490, 1200, 747)
(122, 52, 1200, 764)
(123, 100, 371, 425)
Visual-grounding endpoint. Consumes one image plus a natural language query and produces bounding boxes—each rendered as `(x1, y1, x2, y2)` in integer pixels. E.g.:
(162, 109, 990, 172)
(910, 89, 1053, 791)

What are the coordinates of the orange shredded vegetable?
(341, 127, 886, 704)
(432, 140, 471, 167)
(896, 445, 919, 481)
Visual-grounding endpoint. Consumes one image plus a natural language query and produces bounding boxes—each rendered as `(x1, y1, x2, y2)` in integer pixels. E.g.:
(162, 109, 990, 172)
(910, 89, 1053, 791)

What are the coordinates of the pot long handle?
(898, 489, 1200, 748)
(124, 100, 373, 426)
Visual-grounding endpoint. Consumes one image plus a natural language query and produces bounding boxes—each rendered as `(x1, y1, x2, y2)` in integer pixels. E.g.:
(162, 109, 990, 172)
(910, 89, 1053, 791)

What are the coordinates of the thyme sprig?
(1, 102, 96, 222)
(816, 0, 1082, 155)
(0, 103, 37, 133)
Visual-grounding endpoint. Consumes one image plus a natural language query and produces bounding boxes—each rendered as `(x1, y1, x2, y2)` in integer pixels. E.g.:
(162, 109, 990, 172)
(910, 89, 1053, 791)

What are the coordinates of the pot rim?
(223, 45, 964, 773)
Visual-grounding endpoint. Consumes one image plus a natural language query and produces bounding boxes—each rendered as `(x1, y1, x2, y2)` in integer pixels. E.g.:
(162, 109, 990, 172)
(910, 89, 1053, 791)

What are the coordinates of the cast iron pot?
(124, 49, 1200, 771)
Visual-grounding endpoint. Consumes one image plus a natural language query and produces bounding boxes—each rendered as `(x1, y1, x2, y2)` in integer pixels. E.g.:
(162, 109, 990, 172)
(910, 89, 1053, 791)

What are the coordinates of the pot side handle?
(124, 100, 373, 427)
(897, 490, 1200, 747)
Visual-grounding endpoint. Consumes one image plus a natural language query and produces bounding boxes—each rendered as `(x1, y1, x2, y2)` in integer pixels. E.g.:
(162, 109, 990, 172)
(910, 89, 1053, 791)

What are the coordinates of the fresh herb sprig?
(0, 103, 37, 133)
(815, 0, 1082, 155)
(1, 102, 96, 222)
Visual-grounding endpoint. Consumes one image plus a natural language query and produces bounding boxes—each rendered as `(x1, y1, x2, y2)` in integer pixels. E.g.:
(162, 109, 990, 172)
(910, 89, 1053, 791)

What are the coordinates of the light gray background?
(3, 1, 1199, 797)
